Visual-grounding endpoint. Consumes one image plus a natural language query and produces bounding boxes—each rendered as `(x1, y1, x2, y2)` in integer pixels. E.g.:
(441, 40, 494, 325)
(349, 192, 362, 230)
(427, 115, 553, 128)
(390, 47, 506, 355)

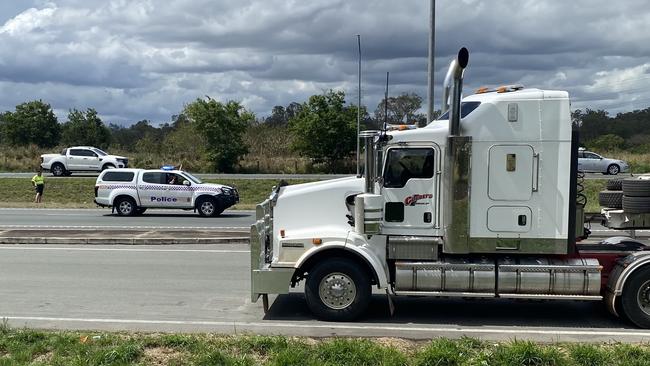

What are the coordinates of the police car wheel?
(197, 198, 218, 217)
(116, 197, 136, 216)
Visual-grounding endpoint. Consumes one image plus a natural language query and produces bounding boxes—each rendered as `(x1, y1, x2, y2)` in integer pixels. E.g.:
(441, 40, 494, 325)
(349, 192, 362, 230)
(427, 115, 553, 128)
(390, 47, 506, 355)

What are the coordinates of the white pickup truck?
(94, 167, 239, 216)
(40, 146, 129, 176)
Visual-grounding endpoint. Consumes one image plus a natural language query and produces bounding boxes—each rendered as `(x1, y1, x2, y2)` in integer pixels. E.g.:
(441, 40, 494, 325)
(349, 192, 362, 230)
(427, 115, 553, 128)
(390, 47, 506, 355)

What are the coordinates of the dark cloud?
(0, 0, 648, 125)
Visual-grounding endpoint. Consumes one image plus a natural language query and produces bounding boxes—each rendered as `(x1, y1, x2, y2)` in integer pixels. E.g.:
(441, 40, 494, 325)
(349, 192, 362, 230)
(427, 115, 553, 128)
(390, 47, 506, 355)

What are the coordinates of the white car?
(578, 148, 629, 175)
(41, 146, 129, 176)
(94, 167, 239, 216)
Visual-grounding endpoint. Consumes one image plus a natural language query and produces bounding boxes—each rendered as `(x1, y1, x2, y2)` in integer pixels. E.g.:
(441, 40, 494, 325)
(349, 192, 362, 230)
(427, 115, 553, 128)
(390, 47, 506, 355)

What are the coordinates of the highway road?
(0, 208, 254, 230)
(2, 243, 650, 342)
(1, 208, 649, 242)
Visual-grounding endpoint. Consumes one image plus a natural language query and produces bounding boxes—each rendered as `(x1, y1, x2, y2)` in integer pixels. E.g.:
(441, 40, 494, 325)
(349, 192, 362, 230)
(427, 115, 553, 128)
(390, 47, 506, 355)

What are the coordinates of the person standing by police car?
(31, 170, 45, 203)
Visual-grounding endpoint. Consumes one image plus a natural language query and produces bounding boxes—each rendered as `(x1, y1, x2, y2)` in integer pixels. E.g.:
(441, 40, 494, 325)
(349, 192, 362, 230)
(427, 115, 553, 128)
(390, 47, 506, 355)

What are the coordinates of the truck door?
(83, 149, 101, 170)
(381, 146, 437, 231)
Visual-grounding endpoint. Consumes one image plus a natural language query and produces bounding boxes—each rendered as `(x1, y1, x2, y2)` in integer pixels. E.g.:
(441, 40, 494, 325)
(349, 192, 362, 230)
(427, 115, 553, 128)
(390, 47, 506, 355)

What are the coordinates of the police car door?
(139, 171, 168, 207)
(381, 145, 437, 234)
(165, 173, 193, 208)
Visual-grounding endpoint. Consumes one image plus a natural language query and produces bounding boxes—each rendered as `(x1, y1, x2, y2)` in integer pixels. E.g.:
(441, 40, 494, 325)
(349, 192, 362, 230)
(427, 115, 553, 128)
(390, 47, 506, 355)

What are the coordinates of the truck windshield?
(437, 101, 481, 120)
(183, 172, 203, 184)
(91, 148, 108, 156)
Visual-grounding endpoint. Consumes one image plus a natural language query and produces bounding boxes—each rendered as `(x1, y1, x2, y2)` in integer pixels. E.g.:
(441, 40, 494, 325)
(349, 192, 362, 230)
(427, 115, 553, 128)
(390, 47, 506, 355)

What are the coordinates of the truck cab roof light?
(161, 165, 176, 171)
(474, 84, 525, 94)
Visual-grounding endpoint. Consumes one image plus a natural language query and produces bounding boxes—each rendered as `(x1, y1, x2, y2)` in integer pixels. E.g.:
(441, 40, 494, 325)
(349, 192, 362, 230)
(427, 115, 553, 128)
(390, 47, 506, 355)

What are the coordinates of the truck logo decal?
(404, 193, 433, 206)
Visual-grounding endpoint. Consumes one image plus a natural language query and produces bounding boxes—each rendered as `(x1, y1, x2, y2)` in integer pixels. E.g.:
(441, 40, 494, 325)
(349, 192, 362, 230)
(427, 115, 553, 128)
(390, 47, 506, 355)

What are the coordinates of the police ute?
(94, 167, 239, 216)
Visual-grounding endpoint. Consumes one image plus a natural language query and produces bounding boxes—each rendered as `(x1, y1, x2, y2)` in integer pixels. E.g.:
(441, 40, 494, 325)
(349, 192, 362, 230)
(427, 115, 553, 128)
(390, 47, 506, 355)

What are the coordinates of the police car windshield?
(91, 148, 108, 156)
(183, 172, 203, 184)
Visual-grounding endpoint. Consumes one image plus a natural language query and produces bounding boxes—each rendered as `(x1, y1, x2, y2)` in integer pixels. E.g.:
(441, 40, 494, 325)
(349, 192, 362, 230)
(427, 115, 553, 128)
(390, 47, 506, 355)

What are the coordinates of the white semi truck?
(250, 48, 650, 328)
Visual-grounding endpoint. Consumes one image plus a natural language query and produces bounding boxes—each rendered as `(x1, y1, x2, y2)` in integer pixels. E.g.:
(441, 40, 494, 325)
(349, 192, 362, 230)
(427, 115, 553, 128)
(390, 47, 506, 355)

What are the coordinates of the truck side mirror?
(183, 180, 191, 186)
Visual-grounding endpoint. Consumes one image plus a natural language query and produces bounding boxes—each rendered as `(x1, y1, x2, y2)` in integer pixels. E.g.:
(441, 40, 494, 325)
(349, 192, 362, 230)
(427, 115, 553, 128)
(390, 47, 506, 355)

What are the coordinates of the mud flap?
(262, 294, 269, 314)
(386, 289, 395, 316)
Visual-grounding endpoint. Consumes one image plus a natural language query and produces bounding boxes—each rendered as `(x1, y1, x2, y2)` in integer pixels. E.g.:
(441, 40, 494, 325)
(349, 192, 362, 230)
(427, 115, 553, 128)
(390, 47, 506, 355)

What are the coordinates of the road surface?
(1, 208, 647, 242)
(2, 243, 650, 342)
(0, 208, 254, 230)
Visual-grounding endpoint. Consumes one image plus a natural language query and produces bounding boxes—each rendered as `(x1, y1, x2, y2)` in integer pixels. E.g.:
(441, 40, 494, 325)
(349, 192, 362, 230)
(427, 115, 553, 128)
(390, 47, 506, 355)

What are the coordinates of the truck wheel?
(623, 196, 650, 214)
(621, 266, 650, 328)
(598, 190, 623, 209)
(115, 197, 136, 216)
(51, 163, 66, 177)
(197, 197, 221, 217)
(102, 163, 115, 171)
(607, 164, 620, 175)
(304, 258, 371, 321)
(623, 178, 650, 197)
(607, 178, 623, 191)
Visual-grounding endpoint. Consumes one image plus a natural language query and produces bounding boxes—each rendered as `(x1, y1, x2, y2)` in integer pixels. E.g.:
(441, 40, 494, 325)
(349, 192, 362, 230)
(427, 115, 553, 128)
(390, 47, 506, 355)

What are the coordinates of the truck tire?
(599, 190, 623, 209)
(623, 196, 650, 214)
(102, 163, 115, 171)
(197, 197, 222, 217)
(607, 164, 621, 175)
(607, 178, 623, 191)
(621, 266, 650, 328)
(623, 178, 650, 197)
(304, 258, 371, 321)
(115, 197, 137, 216)
(51, 163, 66, 177)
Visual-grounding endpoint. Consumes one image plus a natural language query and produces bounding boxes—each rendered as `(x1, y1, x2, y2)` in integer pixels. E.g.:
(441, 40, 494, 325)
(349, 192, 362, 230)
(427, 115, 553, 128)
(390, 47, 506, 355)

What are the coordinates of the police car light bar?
(161, 165, 176, 171)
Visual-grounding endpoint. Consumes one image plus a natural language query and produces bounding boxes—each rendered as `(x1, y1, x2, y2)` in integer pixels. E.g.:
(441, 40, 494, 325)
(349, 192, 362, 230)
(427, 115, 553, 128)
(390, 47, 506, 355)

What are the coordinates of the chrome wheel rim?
(638, 280, 650, 317)
(200, 201, 214, 215)
(318, 272, 356, 310)
(119, 201, 132, 215)
(609, 165, 619, 175)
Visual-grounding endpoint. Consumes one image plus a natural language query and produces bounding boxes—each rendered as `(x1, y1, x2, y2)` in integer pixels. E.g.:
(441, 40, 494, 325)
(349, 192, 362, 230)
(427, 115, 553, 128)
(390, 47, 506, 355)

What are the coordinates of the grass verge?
(1, 326, 650, 366)
(0, 178, 315, 210)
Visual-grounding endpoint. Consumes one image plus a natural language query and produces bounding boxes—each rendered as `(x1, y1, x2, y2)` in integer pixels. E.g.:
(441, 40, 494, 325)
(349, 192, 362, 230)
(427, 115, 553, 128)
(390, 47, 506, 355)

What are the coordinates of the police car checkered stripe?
(137, 185, 221, 192)
(98, 185, 136, 189)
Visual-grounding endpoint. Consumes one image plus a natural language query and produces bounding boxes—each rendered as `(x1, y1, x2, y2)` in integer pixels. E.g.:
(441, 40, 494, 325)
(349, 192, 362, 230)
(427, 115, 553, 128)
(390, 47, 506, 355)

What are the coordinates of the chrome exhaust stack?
(355, 130, 382, 235)
(443, 48, 472, 254)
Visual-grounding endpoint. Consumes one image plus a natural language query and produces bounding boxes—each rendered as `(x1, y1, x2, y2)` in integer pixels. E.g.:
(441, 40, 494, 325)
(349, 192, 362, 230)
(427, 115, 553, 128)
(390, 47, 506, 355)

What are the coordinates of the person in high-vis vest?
(31, 170, 45, 203)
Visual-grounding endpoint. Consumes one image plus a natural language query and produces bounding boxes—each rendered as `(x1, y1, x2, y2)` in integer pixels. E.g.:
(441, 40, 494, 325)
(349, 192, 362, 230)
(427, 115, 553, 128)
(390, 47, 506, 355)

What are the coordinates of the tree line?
(0, 91, 431, 172)
(2, 92, 645, 173)
(573, 108, 650, 152)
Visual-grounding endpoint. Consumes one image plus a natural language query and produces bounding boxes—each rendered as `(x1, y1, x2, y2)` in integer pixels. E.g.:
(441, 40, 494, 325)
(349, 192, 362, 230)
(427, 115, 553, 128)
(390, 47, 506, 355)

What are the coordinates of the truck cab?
(251, 48, 650, 328)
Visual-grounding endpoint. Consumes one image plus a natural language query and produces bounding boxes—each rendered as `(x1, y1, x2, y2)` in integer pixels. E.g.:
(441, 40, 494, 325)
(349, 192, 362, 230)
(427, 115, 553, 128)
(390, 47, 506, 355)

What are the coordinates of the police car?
(94, 166, 239, 216)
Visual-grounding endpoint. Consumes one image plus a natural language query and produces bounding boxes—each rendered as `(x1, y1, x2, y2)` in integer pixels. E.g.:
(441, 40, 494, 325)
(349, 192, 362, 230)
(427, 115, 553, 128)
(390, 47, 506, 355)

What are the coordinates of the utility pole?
(425, 0, 435, 127)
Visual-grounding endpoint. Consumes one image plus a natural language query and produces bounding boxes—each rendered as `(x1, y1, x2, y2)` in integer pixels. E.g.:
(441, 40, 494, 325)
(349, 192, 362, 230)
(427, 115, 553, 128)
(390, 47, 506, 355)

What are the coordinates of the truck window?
(383, 148, 434, 188)
(437, 101, 481, 120)
(102, 171, 134, 182)
(142, 172, 165, 184)
(69, 149, 86, 156)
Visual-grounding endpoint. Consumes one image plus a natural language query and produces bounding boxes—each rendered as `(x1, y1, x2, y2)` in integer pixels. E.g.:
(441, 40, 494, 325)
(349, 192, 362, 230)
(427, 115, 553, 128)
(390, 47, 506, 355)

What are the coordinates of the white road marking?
(4, 315, 649, 338)
(0, 246, 249, 253)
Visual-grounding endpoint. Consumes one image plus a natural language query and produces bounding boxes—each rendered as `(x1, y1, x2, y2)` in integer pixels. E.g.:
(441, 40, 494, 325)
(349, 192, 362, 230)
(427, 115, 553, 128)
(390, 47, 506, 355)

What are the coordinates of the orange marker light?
(312, 238, 322, 245)
(476, 87, 489, 94)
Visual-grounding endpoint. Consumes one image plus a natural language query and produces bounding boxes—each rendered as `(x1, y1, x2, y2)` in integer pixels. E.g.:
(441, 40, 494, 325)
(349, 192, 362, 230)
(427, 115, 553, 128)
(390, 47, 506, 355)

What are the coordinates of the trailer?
(250, 48, 650, 328)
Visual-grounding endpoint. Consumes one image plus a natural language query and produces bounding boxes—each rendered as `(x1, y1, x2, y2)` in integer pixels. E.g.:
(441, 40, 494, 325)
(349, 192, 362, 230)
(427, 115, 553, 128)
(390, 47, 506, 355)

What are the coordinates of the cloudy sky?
(0, 0, 649, 125)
